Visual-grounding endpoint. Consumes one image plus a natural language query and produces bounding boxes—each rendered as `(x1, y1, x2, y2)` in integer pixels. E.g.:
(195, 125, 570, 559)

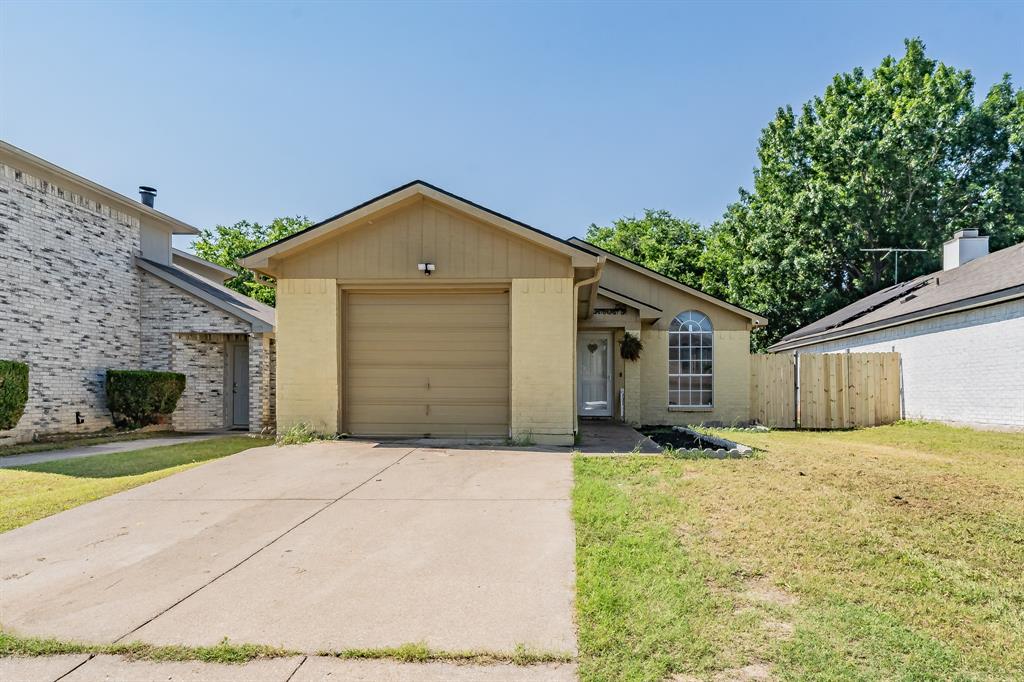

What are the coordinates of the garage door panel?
(347, 350, 510, 367)
(348, 385, 508, 403)
(347, 332, 509, 354)
(347, 367, 508, 389)
(345, 292, 509, 437)
(346, 404, 508, 437)
(348, 308, 508, 327)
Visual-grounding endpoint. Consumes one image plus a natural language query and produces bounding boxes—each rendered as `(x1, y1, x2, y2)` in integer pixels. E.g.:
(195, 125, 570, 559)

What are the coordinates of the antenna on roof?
(860, 247, 928, 285)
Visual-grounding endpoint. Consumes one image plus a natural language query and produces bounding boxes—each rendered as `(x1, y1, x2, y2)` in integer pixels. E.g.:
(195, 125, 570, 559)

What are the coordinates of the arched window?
(669, 311, 712, 407)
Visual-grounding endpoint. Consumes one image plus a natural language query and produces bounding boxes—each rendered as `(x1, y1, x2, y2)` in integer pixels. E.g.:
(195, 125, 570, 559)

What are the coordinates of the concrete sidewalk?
(0, 433, 232, 468)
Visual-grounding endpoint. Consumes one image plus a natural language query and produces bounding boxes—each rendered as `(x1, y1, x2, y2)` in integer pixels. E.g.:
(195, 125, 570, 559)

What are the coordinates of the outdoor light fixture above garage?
(418, 262, 436, 275)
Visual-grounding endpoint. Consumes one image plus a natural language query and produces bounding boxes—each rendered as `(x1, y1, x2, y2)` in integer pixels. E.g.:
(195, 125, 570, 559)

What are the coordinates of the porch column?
(623, 322, 643, 425)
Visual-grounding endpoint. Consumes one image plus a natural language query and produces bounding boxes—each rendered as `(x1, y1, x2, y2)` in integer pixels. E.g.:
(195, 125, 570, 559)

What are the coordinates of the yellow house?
(240, 181, 766, 445)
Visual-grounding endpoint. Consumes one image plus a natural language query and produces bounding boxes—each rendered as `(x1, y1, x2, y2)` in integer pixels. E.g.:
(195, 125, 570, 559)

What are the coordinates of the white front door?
(577, 332, 613, 417)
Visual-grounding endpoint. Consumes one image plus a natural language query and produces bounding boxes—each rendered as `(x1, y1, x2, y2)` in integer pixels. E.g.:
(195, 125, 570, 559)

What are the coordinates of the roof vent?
(942, 228, 988, 270)
(139, 186, 157, 208)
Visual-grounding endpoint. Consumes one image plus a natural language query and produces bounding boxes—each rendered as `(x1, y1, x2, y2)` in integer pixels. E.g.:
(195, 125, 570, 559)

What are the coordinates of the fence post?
(793, 351, 800, 429)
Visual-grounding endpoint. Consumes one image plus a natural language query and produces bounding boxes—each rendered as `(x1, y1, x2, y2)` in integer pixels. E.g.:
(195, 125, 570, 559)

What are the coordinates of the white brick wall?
(0, 164, 143, 439)
(797, 300, 1024, 429)
(0, 160, 275, 441)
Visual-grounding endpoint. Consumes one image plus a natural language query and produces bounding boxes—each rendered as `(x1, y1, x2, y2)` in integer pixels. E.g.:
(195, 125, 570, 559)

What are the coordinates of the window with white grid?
(669, 311, 713, 407)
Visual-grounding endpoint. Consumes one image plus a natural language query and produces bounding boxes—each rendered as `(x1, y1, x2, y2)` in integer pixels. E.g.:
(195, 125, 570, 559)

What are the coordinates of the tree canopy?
(191, 216, 310, 306)
(585, 210, 706, 289)
(588, 39, 1022, 349)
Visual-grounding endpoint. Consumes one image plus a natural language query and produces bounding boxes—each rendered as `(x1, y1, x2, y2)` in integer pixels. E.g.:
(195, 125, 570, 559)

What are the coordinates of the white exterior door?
(577, 332, 613, 416)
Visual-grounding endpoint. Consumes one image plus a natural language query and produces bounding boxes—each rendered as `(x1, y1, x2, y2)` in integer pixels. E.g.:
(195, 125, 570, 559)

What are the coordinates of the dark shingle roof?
(137, 258, 275, 329)
(771, 241, 1024, 350)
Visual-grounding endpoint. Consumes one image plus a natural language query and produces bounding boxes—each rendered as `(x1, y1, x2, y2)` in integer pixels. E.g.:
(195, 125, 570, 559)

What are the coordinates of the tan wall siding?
(634, 327, 751, 426)
(276, 279, 339, 434)
(510, 278, 575, 445)
(599, 261, 750, 331)
(277, 199, 572, 281)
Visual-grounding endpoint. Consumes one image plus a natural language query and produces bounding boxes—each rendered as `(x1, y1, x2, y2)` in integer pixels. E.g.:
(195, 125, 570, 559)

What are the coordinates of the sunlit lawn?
(574, 422, 1024, 681)
(0, 436, 272, 532)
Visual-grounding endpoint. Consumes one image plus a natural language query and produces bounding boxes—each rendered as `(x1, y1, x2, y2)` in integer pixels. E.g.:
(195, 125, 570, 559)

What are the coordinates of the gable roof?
(770, 241, 1024, 351)
(568, 238, 768, 325)
(0, 140, 199, 235)
(239, 180, 599, 272)
(136, 257, 275, 332)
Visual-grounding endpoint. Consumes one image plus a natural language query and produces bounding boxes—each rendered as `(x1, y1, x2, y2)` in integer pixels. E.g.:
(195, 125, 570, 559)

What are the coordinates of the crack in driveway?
(110, 448, 416, 645)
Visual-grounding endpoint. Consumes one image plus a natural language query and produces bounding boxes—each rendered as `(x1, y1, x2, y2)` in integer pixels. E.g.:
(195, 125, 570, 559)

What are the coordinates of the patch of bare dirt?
(712, 663, 774, 681)
(762, 619, 795, 638)
(742, 577, 798, 606)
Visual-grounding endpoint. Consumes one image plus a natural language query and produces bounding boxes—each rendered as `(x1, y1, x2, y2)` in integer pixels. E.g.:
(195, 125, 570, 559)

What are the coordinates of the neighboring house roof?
(0, 139, 199, 235)
(171, 248, 236, 283)
(770, 241, 1024, 351)
(568, 238, 768, 325)
(239, 180, 600, 272)
(136, 257, 275, 332)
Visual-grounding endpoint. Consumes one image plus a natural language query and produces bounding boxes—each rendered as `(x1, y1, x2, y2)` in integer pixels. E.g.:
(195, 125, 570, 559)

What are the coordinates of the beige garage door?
(345, 291, 509, 437)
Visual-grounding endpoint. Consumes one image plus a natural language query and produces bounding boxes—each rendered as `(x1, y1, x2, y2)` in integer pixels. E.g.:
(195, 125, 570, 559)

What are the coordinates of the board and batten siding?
(791, 299, 1024, 429)
(275, 197, 572, 281)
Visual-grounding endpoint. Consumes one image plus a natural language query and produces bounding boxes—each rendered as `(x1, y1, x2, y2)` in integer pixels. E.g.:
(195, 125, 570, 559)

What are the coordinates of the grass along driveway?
(573, 422, 1024, 681)
(0, 436, 272, 532)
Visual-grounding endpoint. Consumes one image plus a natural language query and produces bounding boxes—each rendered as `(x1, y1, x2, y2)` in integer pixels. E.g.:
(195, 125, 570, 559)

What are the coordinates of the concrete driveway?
(0, 440, 576, 677)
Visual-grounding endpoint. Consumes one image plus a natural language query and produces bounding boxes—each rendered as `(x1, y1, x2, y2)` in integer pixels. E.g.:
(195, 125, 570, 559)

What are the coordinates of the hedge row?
(106, 370, 186, 429)
(0, 360, 29, 431)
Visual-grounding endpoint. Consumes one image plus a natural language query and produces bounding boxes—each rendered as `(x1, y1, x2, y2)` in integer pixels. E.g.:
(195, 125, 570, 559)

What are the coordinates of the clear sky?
(2, 1, 1022, 252)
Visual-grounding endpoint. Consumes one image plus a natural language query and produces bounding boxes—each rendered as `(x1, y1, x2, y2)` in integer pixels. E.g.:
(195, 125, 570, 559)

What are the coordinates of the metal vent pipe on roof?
(139, 186, 157, 208)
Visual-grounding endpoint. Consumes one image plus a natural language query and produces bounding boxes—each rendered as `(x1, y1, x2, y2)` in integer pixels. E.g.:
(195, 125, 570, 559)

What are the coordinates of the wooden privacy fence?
(750, 352, 901, 429)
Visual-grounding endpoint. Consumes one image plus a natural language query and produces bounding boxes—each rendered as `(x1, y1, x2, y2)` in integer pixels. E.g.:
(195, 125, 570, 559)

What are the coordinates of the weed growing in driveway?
(0, 631, 573, 667)
(0, 632, 296, 664)
(276, 422, 333, 445)
(319, 641, 573, 665)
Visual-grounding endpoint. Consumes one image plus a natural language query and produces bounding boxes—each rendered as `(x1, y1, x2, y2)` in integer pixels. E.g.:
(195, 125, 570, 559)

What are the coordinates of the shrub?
(106, 370, 186, 429)
(0, 360, 29, 431)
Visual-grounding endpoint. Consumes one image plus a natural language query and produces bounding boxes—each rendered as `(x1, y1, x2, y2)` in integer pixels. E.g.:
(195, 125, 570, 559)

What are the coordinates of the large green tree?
(585, 210, 707, 289)
(191, 216, 311, 306)
(706, 38, 1022, 349)
(587, 39, 1022, 351)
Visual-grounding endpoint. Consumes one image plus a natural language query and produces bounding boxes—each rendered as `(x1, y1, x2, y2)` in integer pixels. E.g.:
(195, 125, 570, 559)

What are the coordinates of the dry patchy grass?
(574, 422, 1024, 681)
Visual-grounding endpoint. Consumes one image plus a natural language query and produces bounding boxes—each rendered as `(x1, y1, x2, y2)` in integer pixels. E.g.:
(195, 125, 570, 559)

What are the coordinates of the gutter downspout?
(572, 257, 605, 441)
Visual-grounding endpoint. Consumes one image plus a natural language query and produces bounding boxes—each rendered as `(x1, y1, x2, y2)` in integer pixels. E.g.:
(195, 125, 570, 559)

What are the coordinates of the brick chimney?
(942, 228, 988, 270)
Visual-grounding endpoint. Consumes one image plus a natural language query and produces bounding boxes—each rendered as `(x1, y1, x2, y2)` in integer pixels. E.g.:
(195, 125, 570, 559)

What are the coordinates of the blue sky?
(2, 1, 1022, 252)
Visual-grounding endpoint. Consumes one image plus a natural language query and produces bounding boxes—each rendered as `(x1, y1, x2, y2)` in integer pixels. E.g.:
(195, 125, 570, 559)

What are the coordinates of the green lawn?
(0, 436, 272, 532)
(574, 422, 1024, 681)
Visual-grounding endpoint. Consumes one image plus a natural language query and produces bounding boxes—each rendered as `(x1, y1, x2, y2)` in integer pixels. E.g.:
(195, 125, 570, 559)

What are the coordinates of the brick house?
(770, 231, 1024, 430)
(0, 140, 275, 443)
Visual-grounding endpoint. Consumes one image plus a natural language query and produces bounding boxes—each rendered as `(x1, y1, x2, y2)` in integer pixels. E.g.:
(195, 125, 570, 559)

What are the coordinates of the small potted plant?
(620, 332, 643, 361)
